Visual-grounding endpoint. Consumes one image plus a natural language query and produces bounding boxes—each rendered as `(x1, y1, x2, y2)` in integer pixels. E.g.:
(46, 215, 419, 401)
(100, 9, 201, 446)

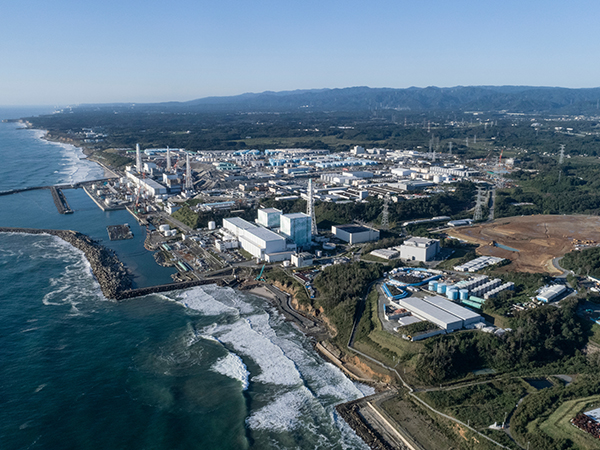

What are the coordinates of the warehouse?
(332, 224, 380, 244)
(421, 296, 483, 328)
(398, 297, 463, 331)
(537, 285, 567, 303)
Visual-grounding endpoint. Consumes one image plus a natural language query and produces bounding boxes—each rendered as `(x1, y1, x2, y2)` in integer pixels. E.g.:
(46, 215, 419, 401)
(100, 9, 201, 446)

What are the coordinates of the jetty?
(0, 177, 116, 197)
(50, 186, 73, 214)
(0, 227, 131, 299)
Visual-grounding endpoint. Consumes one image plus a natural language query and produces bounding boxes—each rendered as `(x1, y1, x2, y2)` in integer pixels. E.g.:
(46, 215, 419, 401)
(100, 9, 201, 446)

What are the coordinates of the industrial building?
(222, 217, 295, 262)
(396, 297, 463, 331)
(370, 248, 399, 260)
(332, 224, 380, 244)
(537, 285, 567, 303)
(454, 256, 505, 272)
(280, 213, 312, 247)
(291, 252, 313, 268)
(125, 171, 168, 197)
(400, 237, 440, 262)
(421, 296, 483, 328)
(395, 296, 483, 331)
(257, 207, 282, 228)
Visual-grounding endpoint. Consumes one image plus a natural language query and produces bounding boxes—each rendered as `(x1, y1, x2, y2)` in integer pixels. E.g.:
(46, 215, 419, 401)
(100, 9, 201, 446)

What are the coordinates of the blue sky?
(1, 0, 599, 105)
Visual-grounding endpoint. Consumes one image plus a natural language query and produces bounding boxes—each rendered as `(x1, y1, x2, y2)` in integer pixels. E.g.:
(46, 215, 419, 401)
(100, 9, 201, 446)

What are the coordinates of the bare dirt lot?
(448, 215, 600, 274)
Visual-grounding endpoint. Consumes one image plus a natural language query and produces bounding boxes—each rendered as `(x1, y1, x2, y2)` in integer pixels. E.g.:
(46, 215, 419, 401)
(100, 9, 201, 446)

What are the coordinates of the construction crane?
(255, 264, 266, 282)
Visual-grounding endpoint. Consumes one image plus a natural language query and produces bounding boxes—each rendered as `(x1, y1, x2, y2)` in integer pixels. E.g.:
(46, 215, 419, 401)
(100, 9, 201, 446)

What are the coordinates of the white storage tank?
(208, 221, 216, 230)
(437, 283, 446, 294)
(159, 224, 170, 232)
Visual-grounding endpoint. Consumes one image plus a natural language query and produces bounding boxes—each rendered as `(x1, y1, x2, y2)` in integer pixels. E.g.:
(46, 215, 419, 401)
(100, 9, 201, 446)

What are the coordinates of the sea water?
(0, 108, 372, 449)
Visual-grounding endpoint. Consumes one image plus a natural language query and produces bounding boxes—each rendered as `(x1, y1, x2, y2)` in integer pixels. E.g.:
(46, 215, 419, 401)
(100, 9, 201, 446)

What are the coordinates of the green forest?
(561, 247, 600, 278)
(416, 299, 591, 384)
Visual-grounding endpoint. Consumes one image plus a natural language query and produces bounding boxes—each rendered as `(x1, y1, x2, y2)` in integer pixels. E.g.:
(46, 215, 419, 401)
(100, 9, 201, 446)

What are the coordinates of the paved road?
(552, 256, 573, 279)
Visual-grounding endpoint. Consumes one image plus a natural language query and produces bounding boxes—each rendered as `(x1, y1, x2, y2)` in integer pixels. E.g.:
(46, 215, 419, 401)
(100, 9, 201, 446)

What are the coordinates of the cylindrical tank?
(433, 175, 442, 183)
(159, 224, 170, 232)
(282, 261, 291, 267)
(96, 190, 103, 196)
(315, 250, 323, 257)
(323, 243, 336, 250)
(460, 289, 469, 300)
(429, 281, 438, 291)
(447, 289, 458, 300)
(437, 283, 446, 294)
(208, 221, 216, 230)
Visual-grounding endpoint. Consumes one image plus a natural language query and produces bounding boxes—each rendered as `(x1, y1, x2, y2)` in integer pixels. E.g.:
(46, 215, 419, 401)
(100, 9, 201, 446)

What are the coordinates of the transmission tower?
(559, 144, 565, 165)
(465, 137, 469, 147)
(166, 146, 172, 172)
(307, 179, 317, 235)
(136, 143, 142, 173)
(473, 186, 485, 221)
(488, 187, 496, 221)
(184, 152, 193, 190)
(381, 193, 390, 230)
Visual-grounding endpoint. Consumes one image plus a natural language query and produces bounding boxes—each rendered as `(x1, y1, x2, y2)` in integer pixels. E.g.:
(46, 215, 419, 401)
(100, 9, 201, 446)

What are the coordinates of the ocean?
(0, 107, 372, 449)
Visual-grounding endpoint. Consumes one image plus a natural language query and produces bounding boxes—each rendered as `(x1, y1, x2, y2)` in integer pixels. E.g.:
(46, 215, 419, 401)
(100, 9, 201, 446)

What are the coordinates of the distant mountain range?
(78, 86, 600, 114)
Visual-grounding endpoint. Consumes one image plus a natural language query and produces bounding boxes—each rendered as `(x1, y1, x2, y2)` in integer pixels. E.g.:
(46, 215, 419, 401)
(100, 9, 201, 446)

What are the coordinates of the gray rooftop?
(399, 297, 462, 327)
(421, 296, 481, 321)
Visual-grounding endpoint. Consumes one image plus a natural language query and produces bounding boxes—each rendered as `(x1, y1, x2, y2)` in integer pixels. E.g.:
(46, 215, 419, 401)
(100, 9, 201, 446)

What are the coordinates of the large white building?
(126, 171, 168, 197)
(396, 296, 483, 331)
(223, 217, 295, 262)
(400, 237, 440, 262)
(332, 224, 380, 244)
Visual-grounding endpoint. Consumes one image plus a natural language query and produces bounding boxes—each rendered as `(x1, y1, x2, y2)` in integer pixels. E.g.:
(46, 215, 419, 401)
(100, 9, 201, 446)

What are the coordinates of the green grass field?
(538, 394, 600, 449)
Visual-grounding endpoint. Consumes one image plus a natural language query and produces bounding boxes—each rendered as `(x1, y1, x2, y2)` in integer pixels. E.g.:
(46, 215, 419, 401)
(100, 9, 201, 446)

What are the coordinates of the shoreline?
(1, 226, 394, 449)
(23, 122, 118, 179)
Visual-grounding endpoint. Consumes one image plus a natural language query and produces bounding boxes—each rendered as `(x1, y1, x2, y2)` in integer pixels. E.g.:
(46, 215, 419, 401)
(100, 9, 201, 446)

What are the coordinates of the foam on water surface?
(211, 352, 250, 390)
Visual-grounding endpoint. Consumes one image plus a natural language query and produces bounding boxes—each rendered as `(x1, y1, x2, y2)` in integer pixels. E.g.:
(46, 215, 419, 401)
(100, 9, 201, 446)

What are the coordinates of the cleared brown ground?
(448, 215, 600, 274)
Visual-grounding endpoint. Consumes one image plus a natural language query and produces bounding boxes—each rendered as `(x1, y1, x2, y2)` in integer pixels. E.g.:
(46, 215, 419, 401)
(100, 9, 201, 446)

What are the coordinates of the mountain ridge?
(72, 85, 600, 114)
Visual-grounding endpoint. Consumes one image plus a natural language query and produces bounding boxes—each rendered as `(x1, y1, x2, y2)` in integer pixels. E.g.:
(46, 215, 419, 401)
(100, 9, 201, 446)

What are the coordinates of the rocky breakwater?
(0, 227, 132, 299)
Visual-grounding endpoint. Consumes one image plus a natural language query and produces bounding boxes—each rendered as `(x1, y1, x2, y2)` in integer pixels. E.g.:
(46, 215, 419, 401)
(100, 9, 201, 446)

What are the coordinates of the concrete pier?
(50, 186, 73, 214)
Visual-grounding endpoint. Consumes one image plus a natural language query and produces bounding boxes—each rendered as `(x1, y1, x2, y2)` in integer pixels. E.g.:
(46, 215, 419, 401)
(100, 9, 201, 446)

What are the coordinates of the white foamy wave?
(36, 131, 104, 184)
(41, 236, 104, 310)
(210, 314, 302, 386)
(246, 390, 311, 432)
(200, 284, 256, 314)
(175, 288, 240, 317)
(211, 352, 250, 390)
